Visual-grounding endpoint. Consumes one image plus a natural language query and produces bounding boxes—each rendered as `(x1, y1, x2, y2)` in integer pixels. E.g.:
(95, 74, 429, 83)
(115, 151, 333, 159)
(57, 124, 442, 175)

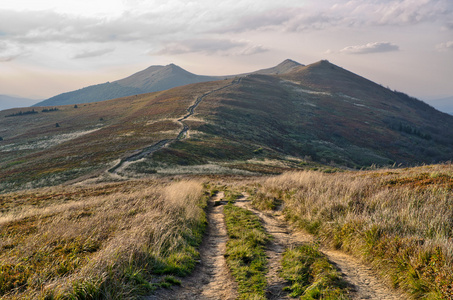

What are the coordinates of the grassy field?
(250, 164, 453, 299)
(0, 179, 208, 299)
(1, 164, 452, 299)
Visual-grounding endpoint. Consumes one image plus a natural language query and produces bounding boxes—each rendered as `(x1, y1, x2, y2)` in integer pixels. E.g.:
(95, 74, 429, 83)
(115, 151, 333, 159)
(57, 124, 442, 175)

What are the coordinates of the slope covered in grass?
(0, 179, 207, 299)
(0, 80, 229, 192)
(250, 164, 453, 299)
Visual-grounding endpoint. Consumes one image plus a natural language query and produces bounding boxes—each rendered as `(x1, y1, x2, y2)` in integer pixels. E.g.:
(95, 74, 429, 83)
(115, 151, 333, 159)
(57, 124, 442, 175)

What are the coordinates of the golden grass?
(0, 179, 207, 299)
(250, 164, 453, 299)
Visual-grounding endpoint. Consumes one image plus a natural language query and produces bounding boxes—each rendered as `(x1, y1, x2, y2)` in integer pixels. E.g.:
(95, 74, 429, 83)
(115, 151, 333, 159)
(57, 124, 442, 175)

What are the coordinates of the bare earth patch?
(147, 191, 238, 300)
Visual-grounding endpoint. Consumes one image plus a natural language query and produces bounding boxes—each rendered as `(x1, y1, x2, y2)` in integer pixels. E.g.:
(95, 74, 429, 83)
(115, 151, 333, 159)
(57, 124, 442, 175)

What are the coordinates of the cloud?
(0, 41, 26, 62)
(73, 48, 115, 59)
(331, 0, 452, 26)
(0, 10, 185, 44)
(212, 0, 452, 34)
(340, 42, 399, 54)
(212, 7, 340, 33)
(436, 41, 453, 51)
(155, 39, 267, 56)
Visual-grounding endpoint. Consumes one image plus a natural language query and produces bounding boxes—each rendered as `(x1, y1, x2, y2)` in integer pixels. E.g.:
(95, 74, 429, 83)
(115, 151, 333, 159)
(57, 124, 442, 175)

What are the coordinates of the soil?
(146, 192, 238, 300)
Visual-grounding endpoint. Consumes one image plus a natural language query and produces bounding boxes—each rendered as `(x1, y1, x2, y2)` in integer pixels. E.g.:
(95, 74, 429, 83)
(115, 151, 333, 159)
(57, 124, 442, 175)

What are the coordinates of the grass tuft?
(224, 203, 270, 299)
(280, 244, 349, 299)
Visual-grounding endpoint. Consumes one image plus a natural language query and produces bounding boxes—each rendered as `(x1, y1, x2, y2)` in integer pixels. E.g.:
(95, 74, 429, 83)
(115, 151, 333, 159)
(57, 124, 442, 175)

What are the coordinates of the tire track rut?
(234, 193, 408, 300)
(147, 192, 238, 300)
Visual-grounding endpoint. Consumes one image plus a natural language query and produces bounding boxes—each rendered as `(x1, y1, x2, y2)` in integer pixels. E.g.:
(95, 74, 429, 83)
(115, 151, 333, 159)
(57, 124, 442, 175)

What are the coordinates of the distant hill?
(2, 59, 453, 192)
(0, 95, 40, 111)
(33, 59, 302, 107)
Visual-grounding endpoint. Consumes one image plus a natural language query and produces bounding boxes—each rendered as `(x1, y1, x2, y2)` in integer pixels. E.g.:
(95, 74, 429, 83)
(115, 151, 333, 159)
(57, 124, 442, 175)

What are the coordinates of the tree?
(56, 123, 60, 127)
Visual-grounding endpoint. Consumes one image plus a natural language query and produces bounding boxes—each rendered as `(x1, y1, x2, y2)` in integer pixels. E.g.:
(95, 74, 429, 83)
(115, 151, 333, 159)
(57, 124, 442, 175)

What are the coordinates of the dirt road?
(148, 192, 407, 299)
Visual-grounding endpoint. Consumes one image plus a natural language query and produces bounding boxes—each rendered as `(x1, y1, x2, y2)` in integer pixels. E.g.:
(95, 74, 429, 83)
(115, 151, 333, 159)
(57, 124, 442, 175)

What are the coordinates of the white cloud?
(331, 0, 452, 26)
(213, 0, 452, 34)
(436, 41, 453, 51)
(340, 42, 399, 54)
(73, 48, 115, 59)
(155, 39, 268, 56)
(0, 41, 26, 62)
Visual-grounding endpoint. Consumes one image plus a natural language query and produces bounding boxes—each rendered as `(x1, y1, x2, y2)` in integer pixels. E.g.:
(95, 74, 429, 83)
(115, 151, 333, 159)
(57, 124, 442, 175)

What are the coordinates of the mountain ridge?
(3, 60, 453, 192)
(33, 60, 302, 107)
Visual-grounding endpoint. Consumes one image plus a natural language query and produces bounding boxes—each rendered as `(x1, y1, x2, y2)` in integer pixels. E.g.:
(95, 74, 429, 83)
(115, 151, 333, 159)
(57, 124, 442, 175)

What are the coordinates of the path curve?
(146, 192, 238, 300)
(108, 78, 241, 174)
(235, 194, 408, 300)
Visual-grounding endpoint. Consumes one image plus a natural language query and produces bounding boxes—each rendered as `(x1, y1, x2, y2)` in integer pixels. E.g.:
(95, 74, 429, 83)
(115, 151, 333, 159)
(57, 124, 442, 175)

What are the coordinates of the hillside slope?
(153, 60, 453, 169)
(2, 60, 453, 192)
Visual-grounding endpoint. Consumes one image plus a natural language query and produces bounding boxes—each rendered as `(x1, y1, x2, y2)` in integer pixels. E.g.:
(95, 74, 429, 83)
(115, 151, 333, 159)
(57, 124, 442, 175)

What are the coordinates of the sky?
(0, 0, 452, 103)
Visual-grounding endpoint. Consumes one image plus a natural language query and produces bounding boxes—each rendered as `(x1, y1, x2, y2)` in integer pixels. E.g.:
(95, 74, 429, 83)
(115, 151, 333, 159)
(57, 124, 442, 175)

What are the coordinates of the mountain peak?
(278, 59, 302, 67)
(252, 59, 303, 75)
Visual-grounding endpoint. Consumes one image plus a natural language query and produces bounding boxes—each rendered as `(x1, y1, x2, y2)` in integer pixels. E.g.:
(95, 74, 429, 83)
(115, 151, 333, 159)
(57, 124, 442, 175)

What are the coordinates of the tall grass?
(251, 164, 453, 299)
(0, 179, 207, 299)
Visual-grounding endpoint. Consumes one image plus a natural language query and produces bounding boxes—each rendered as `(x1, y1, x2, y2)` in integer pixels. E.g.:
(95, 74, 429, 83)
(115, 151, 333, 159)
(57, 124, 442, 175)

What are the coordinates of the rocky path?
(147, 192, 238, 300)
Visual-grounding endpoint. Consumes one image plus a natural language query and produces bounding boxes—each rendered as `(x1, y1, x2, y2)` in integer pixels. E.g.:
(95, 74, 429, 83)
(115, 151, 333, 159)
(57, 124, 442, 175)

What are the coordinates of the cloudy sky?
(0, 0, 452, 102)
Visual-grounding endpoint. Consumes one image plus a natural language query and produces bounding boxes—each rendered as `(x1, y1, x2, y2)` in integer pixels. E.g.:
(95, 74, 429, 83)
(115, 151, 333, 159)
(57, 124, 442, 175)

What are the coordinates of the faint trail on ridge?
(108, 78, 242, 175)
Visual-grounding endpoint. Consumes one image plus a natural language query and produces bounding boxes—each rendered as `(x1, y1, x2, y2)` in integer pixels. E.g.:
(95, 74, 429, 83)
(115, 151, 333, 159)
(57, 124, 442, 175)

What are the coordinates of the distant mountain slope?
(0, 95, 40, 111)
(34, 60, 302, 107)
(161, 60, 453, 168)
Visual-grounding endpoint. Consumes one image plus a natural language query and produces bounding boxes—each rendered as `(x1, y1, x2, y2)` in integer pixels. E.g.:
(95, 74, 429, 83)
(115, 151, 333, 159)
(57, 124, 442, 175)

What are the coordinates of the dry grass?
(250, 164, 453, 299)
(0, 179, 207, 299)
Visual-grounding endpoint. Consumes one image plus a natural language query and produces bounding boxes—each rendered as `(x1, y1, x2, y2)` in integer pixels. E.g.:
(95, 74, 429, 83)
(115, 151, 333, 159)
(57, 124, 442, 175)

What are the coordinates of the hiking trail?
(146, 191, 238, 300)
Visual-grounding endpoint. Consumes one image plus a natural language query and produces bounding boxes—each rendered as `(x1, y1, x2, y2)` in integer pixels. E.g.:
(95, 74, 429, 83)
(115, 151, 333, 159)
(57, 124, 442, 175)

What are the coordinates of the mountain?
(2, 60, 453, 192)
(33, 60, 302, 107)
(250, 59, 303, 75)
(0, 95, 40, 111)
(425, 96, 453, 115)
(162, 60, 453, 168)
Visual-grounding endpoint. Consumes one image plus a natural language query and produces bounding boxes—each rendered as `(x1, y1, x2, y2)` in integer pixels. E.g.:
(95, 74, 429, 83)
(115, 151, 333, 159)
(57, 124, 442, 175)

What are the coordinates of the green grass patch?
(224, 203, 270, 299)
(280, 245, 349, 299)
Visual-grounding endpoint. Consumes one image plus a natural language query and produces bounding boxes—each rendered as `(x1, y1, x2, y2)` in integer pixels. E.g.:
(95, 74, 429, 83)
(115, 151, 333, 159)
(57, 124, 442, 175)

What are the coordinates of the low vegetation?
(0, 179, 208, 299)
(5, 109, 38, 117)
(251, 164, 453, 299)
(224, 203, 270, 299)
(280, 245, 349, 299)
